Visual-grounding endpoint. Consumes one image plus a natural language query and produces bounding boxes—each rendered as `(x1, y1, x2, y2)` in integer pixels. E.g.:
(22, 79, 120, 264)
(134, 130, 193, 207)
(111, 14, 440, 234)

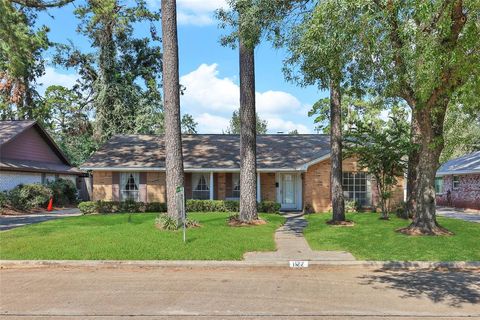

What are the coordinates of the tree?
(181, 114, 198, 134)
(55, 0, 163, 142)
(162, 0, 184, 222)
(345, 108, 411, 219)
(284, 1, 366, 223)
(354, 0, 480, 235)
(224, 110, 267, 134)
(288, 129, 299, 135)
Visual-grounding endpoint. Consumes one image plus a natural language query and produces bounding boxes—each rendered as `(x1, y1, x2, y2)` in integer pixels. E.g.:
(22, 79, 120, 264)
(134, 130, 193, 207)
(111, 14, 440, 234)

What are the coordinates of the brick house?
(0, 120, 83, 191)
(436, 151, 480, 210)
(81, 134, 404, 212)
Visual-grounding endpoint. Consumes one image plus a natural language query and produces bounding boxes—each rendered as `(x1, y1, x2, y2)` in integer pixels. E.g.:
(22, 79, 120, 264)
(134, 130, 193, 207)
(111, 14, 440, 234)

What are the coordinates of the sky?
(36, 0, 328, 134)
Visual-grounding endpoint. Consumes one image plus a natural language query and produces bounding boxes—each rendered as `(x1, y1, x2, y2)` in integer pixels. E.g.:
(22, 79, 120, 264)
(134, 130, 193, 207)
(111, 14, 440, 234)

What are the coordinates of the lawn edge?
(1, 260, 479, 270)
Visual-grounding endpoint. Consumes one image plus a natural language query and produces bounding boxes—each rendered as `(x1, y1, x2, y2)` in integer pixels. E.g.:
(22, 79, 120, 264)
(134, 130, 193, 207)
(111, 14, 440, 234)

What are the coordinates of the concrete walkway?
(244, 212, 355, 262)
(0, 208, 81, 231)
(436, 206, 480, 223)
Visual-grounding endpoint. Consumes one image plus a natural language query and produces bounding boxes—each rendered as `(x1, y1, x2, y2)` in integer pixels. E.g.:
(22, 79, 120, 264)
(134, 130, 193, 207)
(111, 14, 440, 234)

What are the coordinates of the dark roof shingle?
(82, 134, 331, 170)
(437, 151, 480, 175)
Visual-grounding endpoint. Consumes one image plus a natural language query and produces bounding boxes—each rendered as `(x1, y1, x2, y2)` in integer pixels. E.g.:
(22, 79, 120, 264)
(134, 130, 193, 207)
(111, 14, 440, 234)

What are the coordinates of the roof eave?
(436, 169, 480, 176)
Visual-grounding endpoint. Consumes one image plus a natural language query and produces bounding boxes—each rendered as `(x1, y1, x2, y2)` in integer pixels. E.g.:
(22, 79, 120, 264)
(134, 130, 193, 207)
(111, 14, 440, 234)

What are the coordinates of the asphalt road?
(1, 265, 479, 319)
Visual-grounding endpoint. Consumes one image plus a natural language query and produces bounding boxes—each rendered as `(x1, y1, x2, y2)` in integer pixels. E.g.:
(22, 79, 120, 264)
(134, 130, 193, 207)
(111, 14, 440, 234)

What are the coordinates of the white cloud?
(37, 67, 78, 94)
(180, 63, 311, 133)
(195, 112, 230, 133)
(148, 0, 227, 26)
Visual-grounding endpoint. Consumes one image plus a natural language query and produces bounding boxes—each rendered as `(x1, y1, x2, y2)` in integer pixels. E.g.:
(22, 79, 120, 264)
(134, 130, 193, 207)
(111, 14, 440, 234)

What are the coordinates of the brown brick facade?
(92, 171, 113, 201)
(146, 172, 166, 203)
(260, 173, 276, 201)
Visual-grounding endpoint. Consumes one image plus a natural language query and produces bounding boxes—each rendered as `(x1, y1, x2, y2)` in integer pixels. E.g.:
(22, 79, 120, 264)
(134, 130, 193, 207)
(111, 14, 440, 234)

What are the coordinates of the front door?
(278, 173, 297, 210)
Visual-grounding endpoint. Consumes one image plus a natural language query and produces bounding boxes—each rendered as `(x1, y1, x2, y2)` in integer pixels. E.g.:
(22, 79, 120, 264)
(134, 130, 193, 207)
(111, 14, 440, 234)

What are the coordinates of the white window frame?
(435, 177, 444, 194)
(120, 172, 139, 201)
(452, 175, 460, 190)
(192, 173, 210, 200)
(232, 173, 240, 198)
(342, 172, 371, 207)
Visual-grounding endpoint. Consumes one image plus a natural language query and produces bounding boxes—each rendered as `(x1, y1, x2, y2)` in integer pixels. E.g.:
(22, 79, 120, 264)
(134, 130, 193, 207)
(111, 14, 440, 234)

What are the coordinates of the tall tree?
(224, 109, 267, 134)
(161, 0, 184, 222)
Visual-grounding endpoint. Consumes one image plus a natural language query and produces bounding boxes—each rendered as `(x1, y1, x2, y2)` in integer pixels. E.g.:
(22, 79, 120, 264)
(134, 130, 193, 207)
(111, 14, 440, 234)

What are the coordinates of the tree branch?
(11, 0, 74, 9)
(421, 0, 452, 33)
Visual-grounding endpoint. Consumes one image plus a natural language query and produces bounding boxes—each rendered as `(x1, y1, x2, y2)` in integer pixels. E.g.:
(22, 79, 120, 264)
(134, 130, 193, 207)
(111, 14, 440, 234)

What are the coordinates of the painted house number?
(289, 261, 309, 268)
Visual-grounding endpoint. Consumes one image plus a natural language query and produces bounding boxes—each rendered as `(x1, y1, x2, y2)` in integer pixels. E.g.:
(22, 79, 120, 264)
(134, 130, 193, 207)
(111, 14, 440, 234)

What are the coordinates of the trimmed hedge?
(78, 200, 281, 215)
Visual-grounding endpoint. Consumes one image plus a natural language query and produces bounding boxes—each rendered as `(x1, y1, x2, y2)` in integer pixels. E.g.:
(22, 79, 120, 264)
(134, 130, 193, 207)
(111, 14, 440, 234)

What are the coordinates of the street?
(1, 265, 479, 319)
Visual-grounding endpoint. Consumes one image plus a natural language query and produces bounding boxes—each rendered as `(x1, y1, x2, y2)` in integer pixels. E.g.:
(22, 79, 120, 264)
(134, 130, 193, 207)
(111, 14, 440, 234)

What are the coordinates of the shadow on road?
(359, 268, 480, 307)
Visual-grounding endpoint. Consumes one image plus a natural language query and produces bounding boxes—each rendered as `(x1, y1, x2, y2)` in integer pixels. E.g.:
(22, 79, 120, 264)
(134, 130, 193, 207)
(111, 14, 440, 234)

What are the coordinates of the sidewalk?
(436, 206, 480, 223)
(244, 212, 355, 262)
(0, 208, 81, 231)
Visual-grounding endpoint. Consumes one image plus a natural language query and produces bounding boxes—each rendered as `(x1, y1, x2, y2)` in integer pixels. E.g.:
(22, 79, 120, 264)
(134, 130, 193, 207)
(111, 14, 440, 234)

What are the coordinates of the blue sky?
(37, 0, 328, 133)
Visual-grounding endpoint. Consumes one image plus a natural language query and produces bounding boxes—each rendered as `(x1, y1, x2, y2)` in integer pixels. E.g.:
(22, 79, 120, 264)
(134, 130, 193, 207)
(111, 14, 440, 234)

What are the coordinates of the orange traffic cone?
(47, 197, 53, 212)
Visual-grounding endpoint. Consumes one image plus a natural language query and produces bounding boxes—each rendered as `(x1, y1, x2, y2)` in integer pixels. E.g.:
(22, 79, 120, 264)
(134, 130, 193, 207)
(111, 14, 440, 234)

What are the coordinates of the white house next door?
(277, 173, 301, 210)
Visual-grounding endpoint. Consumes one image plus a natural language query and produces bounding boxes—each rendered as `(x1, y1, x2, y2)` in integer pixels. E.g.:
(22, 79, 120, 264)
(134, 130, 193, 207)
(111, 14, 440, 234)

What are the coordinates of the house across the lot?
(0, 121, 82, 191)
(81, 134, 404, 212)
(436, 151, 480, 210)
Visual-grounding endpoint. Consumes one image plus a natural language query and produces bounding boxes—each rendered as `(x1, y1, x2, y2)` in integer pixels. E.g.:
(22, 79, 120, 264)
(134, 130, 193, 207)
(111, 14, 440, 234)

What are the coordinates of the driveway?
(0, 208, 81, 231)
(436, 206, 480, 223)
(0, 265, 479, 319)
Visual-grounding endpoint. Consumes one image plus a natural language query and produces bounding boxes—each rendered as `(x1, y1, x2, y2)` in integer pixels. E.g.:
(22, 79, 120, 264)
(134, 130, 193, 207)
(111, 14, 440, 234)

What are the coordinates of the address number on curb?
(289, 261, 309, 268)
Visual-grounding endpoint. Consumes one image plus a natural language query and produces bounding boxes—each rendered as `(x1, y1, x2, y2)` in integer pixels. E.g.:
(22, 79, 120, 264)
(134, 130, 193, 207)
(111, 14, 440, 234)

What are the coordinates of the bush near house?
(46, 178, 77, 206)
(6, 184, 53, 211)
(77, 199, 281, 215)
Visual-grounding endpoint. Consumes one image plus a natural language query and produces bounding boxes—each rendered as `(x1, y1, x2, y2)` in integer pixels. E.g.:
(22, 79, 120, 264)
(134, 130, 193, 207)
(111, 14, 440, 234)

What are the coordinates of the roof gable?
(437, 151, 480, 175)
(82, 134, 331, 170)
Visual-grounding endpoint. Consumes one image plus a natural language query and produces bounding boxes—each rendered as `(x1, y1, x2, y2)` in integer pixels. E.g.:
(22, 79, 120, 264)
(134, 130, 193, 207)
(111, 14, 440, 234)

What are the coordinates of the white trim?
(209, 172, 214, 200)
(436, 170, 480, 177)
(80, 167, 166, 172)
(257, 172, 261, 202)
(298, 154, 330, 171)
(276, 172, 302, 211)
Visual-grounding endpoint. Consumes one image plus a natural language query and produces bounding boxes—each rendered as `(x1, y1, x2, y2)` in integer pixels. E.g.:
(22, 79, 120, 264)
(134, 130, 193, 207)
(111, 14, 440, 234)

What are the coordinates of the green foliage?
(145, 202, 167, 213)
(155, 214, 200, 230)
(181, 114, 198, 134)
(224, 110, 268, 134)
(345, 108, 411, 218)
(46, 178, 77, 206)
(0, 192, 7, 208)
(257, 200, 281, 213)
(7, 184, 53, 211)
(78, 201, 97, 215)
(186, 200, 230, 212)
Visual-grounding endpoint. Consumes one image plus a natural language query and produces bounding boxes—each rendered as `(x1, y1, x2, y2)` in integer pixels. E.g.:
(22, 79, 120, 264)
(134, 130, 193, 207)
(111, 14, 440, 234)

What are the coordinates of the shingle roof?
(437, 151, 480, 175)
(0, 159, 82, 175)
(81, 134, 331, 170)
(0, 120, 36, 145)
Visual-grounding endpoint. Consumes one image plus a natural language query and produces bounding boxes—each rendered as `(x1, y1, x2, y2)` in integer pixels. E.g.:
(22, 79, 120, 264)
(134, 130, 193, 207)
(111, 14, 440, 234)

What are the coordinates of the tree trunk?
(406, 110, 420, 219)
(238, 38, 258, 222)
(161, 0, 184, 223)
(329, 78, 345, 222)
(399, 107, 451, 235)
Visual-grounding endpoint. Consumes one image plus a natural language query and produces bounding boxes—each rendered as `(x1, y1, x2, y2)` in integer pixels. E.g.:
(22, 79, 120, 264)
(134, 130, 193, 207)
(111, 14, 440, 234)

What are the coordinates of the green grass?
(0, 213, 284, 260)
(304, 213, 480, 261)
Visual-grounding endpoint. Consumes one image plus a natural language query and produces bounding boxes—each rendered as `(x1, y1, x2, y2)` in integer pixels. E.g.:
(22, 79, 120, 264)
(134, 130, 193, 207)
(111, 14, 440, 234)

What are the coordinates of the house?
(82, 134, 404, 212)
(435, 151, 480, 210)
(0, 120, 83, 191)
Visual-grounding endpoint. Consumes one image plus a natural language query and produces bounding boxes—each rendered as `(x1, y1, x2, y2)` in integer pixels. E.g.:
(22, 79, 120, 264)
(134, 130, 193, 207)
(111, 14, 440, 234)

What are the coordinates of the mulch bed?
(326, 220, 355, 227)
(228, 216, 267, 227)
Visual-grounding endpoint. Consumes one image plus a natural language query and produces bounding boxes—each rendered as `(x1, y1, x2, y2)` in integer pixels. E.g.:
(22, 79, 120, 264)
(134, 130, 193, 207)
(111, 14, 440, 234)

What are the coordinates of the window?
(192, 173, 210, 200)
(342, 172, 371, 207)
(453, 176, 460, 190)
(435, 177, 444, 194)
(120, 172, 139, 201)
(232, 173, 240, 198)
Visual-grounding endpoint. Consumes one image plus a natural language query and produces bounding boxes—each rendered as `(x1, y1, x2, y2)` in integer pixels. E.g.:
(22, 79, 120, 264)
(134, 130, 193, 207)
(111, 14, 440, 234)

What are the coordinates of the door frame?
(276, 172, 302, 211)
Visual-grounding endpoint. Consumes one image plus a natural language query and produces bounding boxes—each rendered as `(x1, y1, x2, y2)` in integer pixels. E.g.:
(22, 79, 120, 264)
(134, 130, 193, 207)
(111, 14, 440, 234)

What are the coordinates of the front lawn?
(304, 213, 480, 261)
(0, 213, 284, 260)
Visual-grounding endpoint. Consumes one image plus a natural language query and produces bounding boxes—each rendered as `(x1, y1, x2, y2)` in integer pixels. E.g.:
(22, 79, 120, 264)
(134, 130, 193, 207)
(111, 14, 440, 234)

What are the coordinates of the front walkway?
(0, 208, 81, 231)
(436, 206, 480, 223)
(244, 212, 355, 262)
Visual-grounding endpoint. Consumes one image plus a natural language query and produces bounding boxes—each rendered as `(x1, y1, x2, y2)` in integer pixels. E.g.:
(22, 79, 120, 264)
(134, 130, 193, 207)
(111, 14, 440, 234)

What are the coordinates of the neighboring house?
(436, 151, 480, 210)
(81, 134, 404, 212)
(0, 120, 82, 191)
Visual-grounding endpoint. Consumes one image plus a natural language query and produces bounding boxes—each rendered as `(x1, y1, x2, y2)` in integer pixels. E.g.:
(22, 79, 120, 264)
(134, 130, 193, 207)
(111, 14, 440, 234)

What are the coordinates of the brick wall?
(146, 172, 166, 203)
(260, 173, 276, 201)
(92, 171, 112, 201)
(436, 174, 480, 210)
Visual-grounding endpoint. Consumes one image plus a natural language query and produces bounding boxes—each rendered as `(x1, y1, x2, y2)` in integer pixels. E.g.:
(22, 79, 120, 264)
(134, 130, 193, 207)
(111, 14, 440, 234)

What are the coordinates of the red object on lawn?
(47, 198, 53, 211)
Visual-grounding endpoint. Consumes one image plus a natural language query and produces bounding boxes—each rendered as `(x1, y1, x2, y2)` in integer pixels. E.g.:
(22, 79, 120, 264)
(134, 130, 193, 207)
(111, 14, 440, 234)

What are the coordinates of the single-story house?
(81, 134, 404, 212)
(0, 120, 83, 191)
(436, 151, 480, 210)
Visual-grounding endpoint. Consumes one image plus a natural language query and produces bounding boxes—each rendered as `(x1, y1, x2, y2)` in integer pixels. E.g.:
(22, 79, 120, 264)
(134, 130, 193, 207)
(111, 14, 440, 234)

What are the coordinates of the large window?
(120, 172, 139, 201)
(453, 176, 460, 190)
(342, 172, 371, 207)
(192, 173, 210, 200)
(232, 173, 240, 198)
(435, 177, 444, 194)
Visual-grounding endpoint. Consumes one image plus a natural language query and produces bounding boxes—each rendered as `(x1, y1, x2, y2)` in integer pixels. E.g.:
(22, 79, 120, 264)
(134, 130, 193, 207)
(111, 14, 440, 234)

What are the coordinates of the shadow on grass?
(359, 269, 480, 307)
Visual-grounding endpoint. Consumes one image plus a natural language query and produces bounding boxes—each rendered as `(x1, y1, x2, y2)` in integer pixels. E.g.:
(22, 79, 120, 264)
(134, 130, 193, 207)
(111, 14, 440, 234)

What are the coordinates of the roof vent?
(277, 131, 284, 134)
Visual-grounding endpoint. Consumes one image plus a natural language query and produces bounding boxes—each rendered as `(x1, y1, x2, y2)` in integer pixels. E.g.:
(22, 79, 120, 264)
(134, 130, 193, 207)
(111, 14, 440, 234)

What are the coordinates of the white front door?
(278, 173, 298, 210)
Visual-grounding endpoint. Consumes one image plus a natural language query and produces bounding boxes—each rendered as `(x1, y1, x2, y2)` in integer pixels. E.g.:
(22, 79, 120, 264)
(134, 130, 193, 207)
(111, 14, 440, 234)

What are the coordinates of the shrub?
(78, 201, 97, 215)
(155, 214, 179, 230)
(145, 202, 167, 213)
(186, 199, 227, 212)
(8, 184, 53, 211)
(47, 178, 77, 206)
(303, 203, 314, 214)
(0, 192, 7, 208)
(345, 200, 357, 213)
(257, 201, 281, 213)
(119, 199, 145, 213)
(224, 200, 239, 212)
(96, 200, 116, 214)
(394, 201, 410, 219)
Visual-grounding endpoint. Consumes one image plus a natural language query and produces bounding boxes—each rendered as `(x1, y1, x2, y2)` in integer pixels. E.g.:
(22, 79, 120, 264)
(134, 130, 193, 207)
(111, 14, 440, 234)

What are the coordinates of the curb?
(1, 260, 479, 270)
